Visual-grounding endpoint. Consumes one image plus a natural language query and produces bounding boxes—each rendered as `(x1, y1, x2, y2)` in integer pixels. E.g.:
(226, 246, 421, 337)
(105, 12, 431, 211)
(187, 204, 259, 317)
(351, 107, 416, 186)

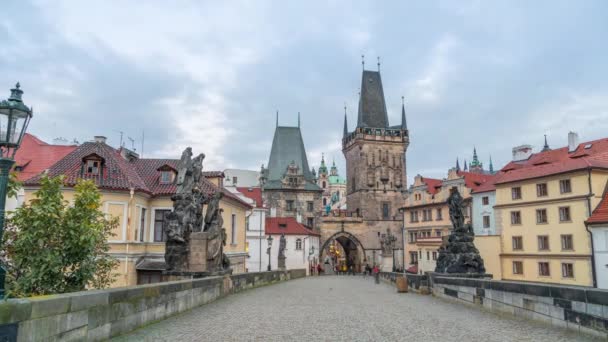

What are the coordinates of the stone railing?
(430, 274, 608, 339)
(379, 272, 429, 293)
(0, 269, 306, 341)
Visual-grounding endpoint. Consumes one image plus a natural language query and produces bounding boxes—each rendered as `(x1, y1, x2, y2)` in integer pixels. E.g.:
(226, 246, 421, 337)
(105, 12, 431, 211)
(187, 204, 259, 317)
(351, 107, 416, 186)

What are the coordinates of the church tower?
(342, 68, 409, 220)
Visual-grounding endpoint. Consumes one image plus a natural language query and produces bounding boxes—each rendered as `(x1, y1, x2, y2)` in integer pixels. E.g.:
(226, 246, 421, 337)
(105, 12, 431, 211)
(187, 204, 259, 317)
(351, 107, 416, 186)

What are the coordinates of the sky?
(2, 1, 608, 184)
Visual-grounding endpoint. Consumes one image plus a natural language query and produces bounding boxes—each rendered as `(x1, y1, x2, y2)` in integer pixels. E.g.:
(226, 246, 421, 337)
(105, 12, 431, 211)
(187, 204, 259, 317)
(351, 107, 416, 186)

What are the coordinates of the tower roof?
(357, 70, 389, 128)
(266, 125, 316, 185)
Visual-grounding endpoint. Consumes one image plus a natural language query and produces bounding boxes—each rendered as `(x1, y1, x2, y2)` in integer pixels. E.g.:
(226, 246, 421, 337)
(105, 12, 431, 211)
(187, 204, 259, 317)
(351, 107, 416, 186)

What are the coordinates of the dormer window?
(160, 171, 173, 184)
(86, 160, 100, 175)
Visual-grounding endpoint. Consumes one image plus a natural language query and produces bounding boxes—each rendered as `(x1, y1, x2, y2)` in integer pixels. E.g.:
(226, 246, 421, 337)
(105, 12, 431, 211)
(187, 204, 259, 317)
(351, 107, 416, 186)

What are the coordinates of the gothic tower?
(342, 68, 409, 220)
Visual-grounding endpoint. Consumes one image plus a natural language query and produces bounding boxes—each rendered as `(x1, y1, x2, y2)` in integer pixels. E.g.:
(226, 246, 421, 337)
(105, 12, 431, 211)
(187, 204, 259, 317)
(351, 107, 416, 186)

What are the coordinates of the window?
(436, 231, 442, 237)
(231, 214, 236, 244)
(409, 232, 416, 243)
(382, 203, 390, 219)
(432, 252, 437, 260)
(426, 251, 430, 260)
(512, 236, 523, 250)
(561, 235, 573, 250)
(139, 208, 147, 242)
(295, 238, 302, 250)
(559, 207, 571, 222)
(482, 196, 489, 205)
(422, 209, 432, 221)
(322, 181, 326, 189)
(512, 261, 523, 275)
(160, 171, 173, 184)
(536, 183, 548, 197)
(279, 223, 287, 229)
(418, 250, 422, 258)
(307, 201, 314, 212)
(510, 211, 521, 225)
(307, 217, 314, 227)
(561, 263, 574, 278)
(232, 176, 238, 185)
(536, 209, 548, 224)
(323, 198, 327, 206)
(86, 160, 100, 175)
(153, 209, 171, 242)
(537, 235, 550, 250)
(409, 252, 418, 264)
(246, 216, 250, 231)
(137, 271, 162, 285)
(538, 262, 550, 276)
(560, 179, 572, 194)
(483, 215, 490, 228)
(286, 200, 294, 211)
(436, 208, 442, 220)
(511, 187, 522, 200)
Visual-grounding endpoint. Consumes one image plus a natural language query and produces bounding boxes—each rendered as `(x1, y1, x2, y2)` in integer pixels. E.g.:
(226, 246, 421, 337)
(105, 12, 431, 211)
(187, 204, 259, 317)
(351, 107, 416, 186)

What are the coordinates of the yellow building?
(403, 169, 494, 274)
(23, 136, 251, 287)
(494, 135, 608, 286)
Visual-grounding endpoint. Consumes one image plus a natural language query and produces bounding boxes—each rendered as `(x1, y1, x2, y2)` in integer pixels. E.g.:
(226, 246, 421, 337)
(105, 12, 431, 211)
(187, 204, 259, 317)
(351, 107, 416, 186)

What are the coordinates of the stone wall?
(430, 274, 608, 339)
(0, 269, 306, 341)
(379, 272, 428, 293)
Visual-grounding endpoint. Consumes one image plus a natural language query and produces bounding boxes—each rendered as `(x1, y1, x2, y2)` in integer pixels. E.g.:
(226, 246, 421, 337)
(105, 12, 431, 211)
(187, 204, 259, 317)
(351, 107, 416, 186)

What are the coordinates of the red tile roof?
(265, 217, 320, 236)
(458, 171, 496, 192)
(202, 171, 224, 178)
(495, 138, 608, 184)
(15, 133, 77, 181)
(587, 191, 608, 225)
(23, 141, 252, 209)
(236, 187, 263, 208)
(421, 177, 442, 195)
(471, 177, 497, 193)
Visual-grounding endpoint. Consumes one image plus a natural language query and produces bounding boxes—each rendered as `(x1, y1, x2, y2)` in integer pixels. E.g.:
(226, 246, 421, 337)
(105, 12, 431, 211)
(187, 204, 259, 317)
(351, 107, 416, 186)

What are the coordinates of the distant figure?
(365, 263, 371, 278)
(317, 263, 323, 275)
(372, 265, 380, 284)
(348, 265, 354, 276)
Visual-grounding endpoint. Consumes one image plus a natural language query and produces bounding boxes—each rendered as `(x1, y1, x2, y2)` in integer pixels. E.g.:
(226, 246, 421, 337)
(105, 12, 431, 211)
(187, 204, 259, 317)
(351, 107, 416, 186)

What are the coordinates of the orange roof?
(421, 177, 442, 195)
(588, 191, 608, 225)
(458, 171, 496, 192)
(495, 138, 608, 184)
(236, 187, 263, 208)
(15, 133, 77, 181)
(265, 217, 320, 236)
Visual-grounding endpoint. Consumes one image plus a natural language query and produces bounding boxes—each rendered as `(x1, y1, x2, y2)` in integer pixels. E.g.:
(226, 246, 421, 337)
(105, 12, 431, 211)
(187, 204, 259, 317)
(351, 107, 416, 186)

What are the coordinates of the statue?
(435, 188, 486, 274)
(379, 228, 397, 255)
(277, 233, 286, 269)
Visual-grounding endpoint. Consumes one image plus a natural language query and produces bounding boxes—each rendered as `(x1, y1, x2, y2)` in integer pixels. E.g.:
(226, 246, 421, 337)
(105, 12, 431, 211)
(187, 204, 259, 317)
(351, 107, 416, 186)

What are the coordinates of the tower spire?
(377, 56, 381, 72)
(401, 96, 407, 130)
(343, 104, 348, 137)
(456, 157, 461, 172)
(361, 54, 365, 70)
(489, 155, 494, 173)
(464, 159, 468, 171)
(542, 134, 551, 152)
(298, 112, 300, 128)
(276, 110, 279, 127)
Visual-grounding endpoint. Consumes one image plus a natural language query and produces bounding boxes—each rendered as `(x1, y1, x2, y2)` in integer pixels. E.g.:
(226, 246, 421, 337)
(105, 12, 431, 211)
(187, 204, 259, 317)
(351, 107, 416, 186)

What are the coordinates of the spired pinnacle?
(542, 134, 551, 152)
(489, 155, 494, 173)
(401, 96, 407, 130)
(343, 105, 348, 137)
(456, 157, 461, 172)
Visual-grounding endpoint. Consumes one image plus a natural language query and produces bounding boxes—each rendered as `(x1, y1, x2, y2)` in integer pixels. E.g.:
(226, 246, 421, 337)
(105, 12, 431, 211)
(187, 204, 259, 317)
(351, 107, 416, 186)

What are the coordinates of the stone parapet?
(0, 269, 306, 341)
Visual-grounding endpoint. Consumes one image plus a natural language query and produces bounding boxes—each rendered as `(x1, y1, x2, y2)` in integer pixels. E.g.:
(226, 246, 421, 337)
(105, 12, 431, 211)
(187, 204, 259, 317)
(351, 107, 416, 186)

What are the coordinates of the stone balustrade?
(0, 269, 306, 341)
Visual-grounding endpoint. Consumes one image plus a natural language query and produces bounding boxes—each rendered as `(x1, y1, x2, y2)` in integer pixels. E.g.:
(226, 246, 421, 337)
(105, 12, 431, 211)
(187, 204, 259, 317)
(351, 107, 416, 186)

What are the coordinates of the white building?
(265, 217, 320, 274)
(224, 169, 260, 188)
(471, 181, 498, 236)
(587, 192, 608, 289)
(233, 187, 268, 272)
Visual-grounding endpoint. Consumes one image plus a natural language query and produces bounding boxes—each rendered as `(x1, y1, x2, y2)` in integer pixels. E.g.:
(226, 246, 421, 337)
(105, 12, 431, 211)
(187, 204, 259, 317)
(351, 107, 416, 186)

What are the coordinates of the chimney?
(512, 144, 533, 161)
(568, 132, 579, 152)
(94, 136, 107, 144)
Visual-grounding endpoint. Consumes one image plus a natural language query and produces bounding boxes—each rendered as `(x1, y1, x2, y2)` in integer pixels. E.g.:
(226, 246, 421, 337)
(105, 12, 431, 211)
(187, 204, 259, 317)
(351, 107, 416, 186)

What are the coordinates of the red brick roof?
(458, 171, 496, 192)
(422, 177, 442, 195)
(495, 138, 608, 184)
(23, 141, 252, 209)
(471, 177, 497, 193)
(265, 217, 320, 236)
(15, 134, 77, 181)
(236, 187, 263, 208)
(587, 191, 608, 225)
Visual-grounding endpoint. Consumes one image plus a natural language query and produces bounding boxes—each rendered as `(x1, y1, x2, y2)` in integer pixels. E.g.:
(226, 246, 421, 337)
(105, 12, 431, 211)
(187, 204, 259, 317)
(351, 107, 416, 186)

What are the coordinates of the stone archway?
(320, 231, 365, 273)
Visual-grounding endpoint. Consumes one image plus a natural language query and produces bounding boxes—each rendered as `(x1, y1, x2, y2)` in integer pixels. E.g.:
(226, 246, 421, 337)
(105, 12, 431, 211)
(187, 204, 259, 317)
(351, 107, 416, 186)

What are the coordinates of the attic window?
(160, 171, 174, 184)
(85, 160, 100, 175)
(585, 144, 592, 149)
(14, 166, 23, 172)
(279, 223, 287, 229)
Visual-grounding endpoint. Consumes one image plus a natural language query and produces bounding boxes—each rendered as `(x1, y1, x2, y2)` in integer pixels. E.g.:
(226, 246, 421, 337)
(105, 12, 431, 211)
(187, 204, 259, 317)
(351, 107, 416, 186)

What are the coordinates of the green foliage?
(2, 175, 118, 297)
(7, 171, 21, 199)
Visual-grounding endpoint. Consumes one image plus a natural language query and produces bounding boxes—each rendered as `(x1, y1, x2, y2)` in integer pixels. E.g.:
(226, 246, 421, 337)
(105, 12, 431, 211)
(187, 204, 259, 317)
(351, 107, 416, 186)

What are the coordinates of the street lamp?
(0, 83, 33, 298)
(266, 235, 273, 271)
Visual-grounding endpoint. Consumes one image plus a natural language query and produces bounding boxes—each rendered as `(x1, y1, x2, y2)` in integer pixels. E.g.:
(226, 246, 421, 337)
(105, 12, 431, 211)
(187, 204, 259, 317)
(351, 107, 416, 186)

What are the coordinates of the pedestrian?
(348, 265, 354, 276)
(372, 264, 380, 284)
(317, 263, 323, 276)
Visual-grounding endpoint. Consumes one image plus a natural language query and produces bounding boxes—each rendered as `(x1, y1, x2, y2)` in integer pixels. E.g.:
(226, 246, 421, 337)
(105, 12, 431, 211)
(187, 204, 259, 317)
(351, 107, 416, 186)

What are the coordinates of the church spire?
(343, 104, 348, 137)
(489, 155, 494, 173)
(456, 157, 461, 172)
(298, 112, 300, 128)
(464, 159, 468, 171)
(542, 134, 551, 152)
(276, 110, 279, 127)
(401, 96, 407, 130)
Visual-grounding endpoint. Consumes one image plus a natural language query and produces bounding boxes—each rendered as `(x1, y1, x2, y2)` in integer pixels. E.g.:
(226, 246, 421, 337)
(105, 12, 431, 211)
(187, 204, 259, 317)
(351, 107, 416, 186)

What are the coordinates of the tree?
(2, 175, 118, 297)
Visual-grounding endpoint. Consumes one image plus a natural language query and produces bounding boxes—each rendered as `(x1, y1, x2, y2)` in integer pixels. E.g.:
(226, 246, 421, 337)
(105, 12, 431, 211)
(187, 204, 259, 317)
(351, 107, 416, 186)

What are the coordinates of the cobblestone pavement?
(113, 276, 599, 341)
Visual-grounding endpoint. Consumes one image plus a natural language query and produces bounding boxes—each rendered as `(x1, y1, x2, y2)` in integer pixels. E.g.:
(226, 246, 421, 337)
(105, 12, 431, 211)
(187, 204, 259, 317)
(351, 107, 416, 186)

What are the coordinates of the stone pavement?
(112, 276, 600, 341)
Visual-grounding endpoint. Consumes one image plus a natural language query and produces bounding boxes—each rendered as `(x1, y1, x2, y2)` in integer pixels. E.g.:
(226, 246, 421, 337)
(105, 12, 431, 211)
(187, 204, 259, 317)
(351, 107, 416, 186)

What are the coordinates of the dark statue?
(204, 192, 230, 271)
(379, 228, 396, 255)
(164, 147, 230, 272)
(435, 188, 486, 274)
(278, 233, 286, 269)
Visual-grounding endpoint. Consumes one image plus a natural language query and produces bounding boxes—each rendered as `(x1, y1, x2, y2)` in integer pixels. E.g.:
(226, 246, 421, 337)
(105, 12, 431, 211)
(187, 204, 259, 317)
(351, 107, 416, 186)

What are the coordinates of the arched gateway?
(320, 231, 365, 273)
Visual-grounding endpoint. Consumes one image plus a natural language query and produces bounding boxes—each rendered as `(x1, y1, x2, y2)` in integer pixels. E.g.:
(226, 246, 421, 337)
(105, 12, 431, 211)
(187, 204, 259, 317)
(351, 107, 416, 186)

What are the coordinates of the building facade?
(264, 217, 320, 274)
(234, 186, 269, 273)
(471, 181, 498, 236)
(314, 155, 347, 211)
(23, 136, 252, 287)
(495, 133, 608, 286)
(586, 190, 608, 289)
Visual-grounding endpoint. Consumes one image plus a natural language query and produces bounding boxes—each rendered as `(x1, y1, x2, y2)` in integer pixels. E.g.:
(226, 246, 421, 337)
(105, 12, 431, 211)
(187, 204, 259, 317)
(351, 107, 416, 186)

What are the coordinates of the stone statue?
(204, 193, 227, 272)
(380, 228, 396, 256)
(435, 188, 486, 274)
(278, 233, 286, 269)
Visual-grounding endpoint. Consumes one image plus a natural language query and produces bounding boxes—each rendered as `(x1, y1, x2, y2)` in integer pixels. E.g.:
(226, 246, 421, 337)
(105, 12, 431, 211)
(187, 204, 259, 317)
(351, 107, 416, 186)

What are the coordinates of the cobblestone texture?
(112, 276, 600, 341)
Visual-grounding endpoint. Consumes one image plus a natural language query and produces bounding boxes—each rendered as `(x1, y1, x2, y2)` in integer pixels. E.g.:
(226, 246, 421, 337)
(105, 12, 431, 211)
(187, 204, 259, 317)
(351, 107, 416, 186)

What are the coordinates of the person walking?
(372, 264, 380, 284)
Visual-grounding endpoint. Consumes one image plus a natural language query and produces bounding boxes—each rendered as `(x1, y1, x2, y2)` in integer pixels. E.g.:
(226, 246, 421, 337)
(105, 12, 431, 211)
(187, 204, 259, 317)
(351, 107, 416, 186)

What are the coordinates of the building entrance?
(321, 232, 365, 273)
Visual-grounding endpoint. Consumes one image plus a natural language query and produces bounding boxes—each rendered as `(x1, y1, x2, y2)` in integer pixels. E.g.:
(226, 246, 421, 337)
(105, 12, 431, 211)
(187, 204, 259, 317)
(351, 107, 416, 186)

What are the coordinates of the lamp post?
(399, 207, 406, 274)
(0, 83, 33, 298)
(266, 235, 273, 271)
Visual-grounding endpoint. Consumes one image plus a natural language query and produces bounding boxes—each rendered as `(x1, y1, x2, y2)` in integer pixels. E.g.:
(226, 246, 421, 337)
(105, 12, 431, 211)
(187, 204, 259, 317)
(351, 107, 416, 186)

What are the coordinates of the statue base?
(381, 254, 393, 272)
(278, 256, 286, 271)
(163, 231, 231, 279)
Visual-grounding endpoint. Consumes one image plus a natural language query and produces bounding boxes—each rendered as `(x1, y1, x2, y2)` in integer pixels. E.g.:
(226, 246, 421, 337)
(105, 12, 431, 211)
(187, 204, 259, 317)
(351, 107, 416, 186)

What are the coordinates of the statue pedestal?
(278, 256, 286, 271)
(188, 232, 209, 272)
(381, 254, 393, 272)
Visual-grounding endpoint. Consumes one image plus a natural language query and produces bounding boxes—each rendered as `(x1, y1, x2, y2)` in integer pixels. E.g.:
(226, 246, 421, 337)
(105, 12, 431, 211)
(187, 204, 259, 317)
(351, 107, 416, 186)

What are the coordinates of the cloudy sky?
(2, 1, 608, 183)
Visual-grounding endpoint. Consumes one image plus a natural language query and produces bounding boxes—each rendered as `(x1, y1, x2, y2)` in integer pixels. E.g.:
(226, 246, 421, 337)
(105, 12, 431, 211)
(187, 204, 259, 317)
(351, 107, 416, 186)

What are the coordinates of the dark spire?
(401, 96, 407, 130)
(361, 54, 365, 70)
(276, 110, 279, 127)
(377, 56, 381, 72)
(298, 112, 300, 128)
(464, 159, 468, 171)
(542, 134, 551, 152)
(357, 69, 389, 128)
(489, 155, 494, 173)
(343, 104, 348, 137)
(470, 147, 482, 168)
(456, 157, 461, 172)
